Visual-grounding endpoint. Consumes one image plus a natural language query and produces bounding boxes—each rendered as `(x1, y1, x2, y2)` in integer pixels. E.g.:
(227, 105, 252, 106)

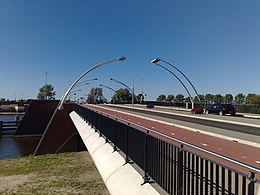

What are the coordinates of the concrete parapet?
(70, 111, 159, 195)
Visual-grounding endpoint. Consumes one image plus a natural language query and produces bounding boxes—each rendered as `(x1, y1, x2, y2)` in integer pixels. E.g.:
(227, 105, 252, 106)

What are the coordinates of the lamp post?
(68, 89, 81, 102)
(151, 62, 194, 108)
(58, 56, 126, 110)
(99, 84, 123, 103)
(109, 78, 137, 106)
(75, 78, 98, 87)
(151, 58, 200, 102)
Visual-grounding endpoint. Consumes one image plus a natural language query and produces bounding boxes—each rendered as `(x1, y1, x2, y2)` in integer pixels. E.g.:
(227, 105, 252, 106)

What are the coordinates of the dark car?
(205, 103, 236, 116)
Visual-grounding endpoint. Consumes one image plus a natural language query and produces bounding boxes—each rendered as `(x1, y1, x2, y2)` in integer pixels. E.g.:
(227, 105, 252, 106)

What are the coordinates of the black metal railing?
(0, 121, 19, 136)
(73, 104, 260, 195)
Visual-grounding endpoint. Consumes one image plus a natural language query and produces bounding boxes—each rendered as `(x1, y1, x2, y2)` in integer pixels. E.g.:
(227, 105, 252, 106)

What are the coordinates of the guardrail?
(73, 104, 260, 195)
(0, 121, 19, 136)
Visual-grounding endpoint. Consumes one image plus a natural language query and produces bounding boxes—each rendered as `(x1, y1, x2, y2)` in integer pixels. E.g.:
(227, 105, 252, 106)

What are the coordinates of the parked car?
(205, 103, 236, 116)
(146, 103, 154, 108)
(191, 107, 204, 114)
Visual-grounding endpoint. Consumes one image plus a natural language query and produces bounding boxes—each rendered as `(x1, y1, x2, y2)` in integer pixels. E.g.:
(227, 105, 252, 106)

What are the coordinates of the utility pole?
(45, 72, 48, 85)
(45, 72, 48, 100)
(142, 78, 144, 103)
(132, 65, 134, 106)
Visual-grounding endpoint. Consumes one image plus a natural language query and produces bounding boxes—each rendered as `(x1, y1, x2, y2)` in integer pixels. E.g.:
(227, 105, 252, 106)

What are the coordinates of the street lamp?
(151, 62, 194, 106)
(75, 78, 98, 87)
(99, 84, 123, 102)
(58, 56, 126, 110)
(109, 78, 137, 106)
(151, 58, 200, 102)
(68, 89, 81, 102)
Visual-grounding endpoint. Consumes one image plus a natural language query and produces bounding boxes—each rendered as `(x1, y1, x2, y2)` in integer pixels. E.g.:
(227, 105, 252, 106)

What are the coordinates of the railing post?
(142, 130, 150, 184)
(105, 115, 109, 143)
(248, 172, 255, 195)
(177, 144, 184, 195)
(113, 119, 118, 152)
(125, 123, 130, 164)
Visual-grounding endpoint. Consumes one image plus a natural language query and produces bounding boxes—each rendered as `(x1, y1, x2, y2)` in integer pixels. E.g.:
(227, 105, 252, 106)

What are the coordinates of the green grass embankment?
(0, 151, 109, 194)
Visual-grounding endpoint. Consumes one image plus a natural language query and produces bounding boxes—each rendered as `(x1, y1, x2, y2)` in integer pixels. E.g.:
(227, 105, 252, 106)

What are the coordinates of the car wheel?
(219, 111, 223, 116)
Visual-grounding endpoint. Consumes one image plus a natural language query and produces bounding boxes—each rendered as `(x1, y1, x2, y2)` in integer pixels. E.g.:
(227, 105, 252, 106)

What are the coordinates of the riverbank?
(0, 151, 109, 194)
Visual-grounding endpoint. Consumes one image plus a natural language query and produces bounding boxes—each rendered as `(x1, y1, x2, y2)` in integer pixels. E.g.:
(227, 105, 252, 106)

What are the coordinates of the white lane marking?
(241, 156, 247, 159)
(110, 104, 260, 128)
(256, 161, 260, 164)
(90, 104, 260, 148)
(201, 143, 208, 146)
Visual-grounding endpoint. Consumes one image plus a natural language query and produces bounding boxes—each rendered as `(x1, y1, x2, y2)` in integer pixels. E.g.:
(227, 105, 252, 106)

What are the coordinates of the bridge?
(13, 100, 260, 194)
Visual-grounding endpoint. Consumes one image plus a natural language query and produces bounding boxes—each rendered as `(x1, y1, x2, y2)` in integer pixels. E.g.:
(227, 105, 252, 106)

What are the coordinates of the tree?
(213, 94, 223, 103)
(185, 97, 191, 102)
(235, 93, 245, 104)
(246, 93, 260, 104)
(37, 84, 56, 100)
(112, 88, 131, 102)
(157, 94, 166, 102)
(204, 94, 214, 104)
(137, 93, 144, 102)
(194, 94, 204, 103)
(166, 95, 174, 102)
(224, 94, 233, 104)
(87, 87, 105, 104)
(175, 94, 184, 103)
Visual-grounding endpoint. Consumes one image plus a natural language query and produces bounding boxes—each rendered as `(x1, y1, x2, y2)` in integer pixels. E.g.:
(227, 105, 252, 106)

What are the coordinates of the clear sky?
(1, 0, 259, 101)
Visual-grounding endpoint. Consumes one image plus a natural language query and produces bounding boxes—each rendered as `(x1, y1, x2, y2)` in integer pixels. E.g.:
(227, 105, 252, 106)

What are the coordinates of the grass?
(0, 151, 109, 194)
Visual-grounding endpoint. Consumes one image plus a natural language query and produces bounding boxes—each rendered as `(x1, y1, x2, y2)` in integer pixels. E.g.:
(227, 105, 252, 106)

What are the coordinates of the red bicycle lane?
(85, 104, 260, 177)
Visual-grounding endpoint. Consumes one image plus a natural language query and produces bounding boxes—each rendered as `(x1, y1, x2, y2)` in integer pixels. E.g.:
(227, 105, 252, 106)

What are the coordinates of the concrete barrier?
(70, 111, 160, 195)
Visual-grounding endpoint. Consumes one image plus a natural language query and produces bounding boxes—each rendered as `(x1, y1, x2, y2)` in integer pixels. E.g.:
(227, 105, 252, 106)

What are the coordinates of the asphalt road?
(85, 104, 260, 176)
(101, 104, 260, 145)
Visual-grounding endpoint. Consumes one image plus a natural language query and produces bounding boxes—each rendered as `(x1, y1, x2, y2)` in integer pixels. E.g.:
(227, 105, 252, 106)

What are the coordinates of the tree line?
(156, 93, 260, 105)
(33, 84, 260, 114)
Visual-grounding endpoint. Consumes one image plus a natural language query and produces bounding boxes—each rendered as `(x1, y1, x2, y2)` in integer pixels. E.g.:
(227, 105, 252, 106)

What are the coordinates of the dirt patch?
(0, 174, 34, 193)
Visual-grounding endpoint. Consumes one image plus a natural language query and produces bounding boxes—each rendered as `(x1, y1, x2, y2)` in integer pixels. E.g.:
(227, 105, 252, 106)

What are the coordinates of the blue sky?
(0, 0, 259, 101)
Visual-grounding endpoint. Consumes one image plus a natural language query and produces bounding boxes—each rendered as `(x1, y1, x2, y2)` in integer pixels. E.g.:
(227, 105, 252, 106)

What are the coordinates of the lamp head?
(118, 56, 126, 61)
(151, 58, 161, 63)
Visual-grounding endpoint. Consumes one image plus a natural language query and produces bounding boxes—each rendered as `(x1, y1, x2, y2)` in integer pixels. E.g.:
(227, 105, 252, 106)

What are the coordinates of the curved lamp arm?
(152, 62, 193, 103)
(100, 84, 124, 102)
(152, 58, 200, 102)
(109, 78, 138, 101)
(58, 56, 126, 110)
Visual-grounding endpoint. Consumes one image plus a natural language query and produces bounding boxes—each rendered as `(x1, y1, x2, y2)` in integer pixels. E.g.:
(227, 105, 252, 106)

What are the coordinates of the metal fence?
(0, 121, 19, 136)
(73, 104, 260, 195)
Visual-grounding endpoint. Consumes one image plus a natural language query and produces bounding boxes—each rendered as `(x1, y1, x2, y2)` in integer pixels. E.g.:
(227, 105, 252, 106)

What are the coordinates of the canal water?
(0, 114, 40, 160)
